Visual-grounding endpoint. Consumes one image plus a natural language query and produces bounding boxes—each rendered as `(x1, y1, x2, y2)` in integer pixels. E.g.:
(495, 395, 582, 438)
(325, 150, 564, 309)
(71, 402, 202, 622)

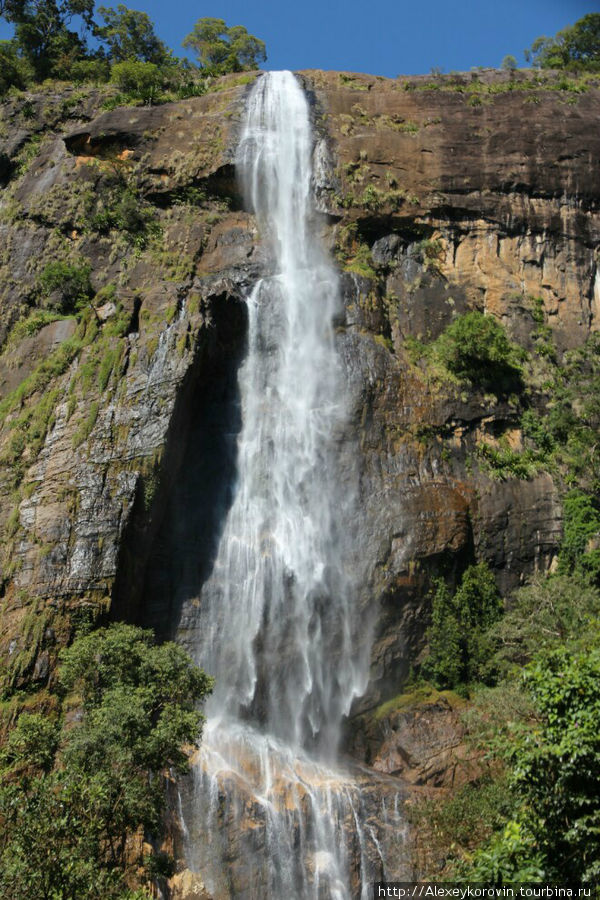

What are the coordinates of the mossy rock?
(373, 683, 467, 721)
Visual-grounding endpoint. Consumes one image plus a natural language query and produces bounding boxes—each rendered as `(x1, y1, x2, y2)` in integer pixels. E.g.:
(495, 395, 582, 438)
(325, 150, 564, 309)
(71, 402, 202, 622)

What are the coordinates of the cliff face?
(307, 68, 597, 714)
(0, 68, 598, 796)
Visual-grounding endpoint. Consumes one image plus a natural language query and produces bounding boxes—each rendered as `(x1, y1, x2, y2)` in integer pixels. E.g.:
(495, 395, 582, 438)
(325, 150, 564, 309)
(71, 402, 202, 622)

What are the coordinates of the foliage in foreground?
(417, 549, 600, 883)
(458, 642, 600, 885)
(0, 623, 213, 899)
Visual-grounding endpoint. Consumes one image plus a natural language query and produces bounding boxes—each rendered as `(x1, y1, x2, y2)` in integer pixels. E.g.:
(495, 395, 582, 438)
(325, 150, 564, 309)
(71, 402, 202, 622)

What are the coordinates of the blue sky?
(1, 0, 598, 76)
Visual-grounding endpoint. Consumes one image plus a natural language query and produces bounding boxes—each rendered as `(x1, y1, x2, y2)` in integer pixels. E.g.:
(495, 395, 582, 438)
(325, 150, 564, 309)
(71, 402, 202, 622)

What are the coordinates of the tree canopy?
(0, 3, 267, 93)
(182, 17, 266, 73)
(1, 0, 96, 79)
(525, 13, 600, 71)
(98, 3, 171, 65)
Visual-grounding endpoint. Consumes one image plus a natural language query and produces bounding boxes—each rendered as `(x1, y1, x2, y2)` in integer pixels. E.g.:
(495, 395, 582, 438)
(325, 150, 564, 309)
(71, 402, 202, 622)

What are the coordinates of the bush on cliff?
(38, 260, 93, 314)
(433, 311, 524, 394)
(110, 58, 164, 103)
(0, 623, 213, 900)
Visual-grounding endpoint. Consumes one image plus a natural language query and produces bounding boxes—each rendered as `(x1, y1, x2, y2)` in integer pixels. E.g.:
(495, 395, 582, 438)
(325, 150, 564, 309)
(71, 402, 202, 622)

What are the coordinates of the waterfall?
(179, 71, 406, 899)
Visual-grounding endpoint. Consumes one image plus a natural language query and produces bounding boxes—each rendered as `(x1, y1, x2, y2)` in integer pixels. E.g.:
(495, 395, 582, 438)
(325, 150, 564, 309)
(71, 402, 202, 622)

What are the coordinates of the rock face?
(347, 686, 478, 789)
(0, 66, 598, 884)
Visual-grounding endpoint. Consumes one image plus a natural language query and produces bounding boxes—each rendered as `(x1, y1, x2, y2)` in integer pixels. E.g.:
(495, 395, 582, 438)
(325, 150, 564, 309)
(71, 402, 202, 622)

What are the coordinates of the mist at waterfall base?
(177, 72, 407, 899)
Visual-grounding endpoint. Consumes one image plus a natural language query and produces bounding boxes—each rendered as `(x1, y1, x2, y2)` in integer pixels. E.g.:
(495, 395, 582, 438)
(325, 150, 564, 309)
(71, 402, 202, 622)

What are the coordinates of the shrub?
(38, 260, 92, 314)
(88, 183, 160, 249)
(476, 442, 542, 481)
(434, 311, 524, 393)
(110, 59, 163, 102)
(69, 57, 111, 83)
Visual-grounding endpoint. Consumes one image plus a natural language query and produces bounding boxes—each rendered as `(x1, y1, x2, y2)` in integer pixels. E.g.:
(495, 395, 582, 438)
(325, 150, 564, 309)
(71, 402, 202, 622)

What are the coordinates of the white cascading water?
(180, 71, 405, 898)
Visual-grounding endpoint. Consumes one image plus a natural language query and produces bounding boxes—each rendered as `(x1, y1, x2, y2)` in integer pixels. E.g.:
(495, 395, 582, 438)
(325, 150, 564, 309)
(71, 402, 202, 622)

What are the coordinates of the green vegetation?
(37, 260, 93, 314)
(434, 311, 524, 392)
(0, 0, 95, 82)
(525, 14, 600, 72)
(406, 285, 600, 880)
(408, 310, 525, 396)
(2, 310, 65, 348)
(424, 563, 503, 689)
(374, 682, 465, 720)
(0, 5, 266, 97)
(520, 332, 600, 492)
(98, 4, 171, 65)
(415, 237, 444, 272)
(71, 399, 99, 448)
(414, 513, 600, 881)
(335, 223, 377, 278)
(0, 297, 130, 490)
(182, 17, 266, 74)
(557, 490, 600, 581)
(462, 644, 600, 884)
(110, 58, 163, 103)
(401, 69, 597, 101)
(476, 441, 542, 482)
(0, 38, 31, 93)
(0, 623, 213, 899)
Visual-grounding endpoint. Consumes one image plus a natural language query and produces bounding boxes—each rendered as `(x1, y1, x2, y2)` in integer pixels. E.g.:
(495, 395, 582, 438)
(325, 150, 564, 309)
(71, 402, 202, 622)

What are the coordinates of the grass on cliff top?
(397, 69, 599, 100)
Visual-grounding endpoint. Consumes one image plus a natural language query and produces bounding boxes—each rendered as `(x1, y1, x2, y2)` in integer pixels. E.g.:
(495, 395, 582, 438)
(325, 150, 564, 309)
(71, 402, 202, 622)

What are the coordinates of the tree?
(557, 489, 600, 581)
(98, 4, 170, 65)
(501, 54, 517, 71)
(0, 0, 96, 80)
(492, 574, 600, 674)
(0, 38, 32, 93)
(425, 562, 503, 689)
(0, 623, 213, 899)
(1, 0, 94, 80)
(525, 14, 600, 71)
(182, 17, 266, 73)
